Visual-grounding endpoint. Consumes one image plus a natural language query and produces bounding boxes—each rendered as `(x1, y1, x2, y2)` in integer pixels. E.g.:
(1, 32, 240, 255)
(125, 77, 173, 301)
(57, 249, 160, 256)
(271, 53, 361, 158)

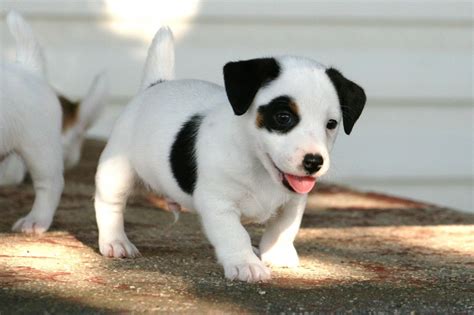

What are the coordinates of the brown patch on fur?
(255, 111, 264, 128)
(0, 153, 8, 163)
(289, 100, 299, 115)
(58, 94, 79, 132)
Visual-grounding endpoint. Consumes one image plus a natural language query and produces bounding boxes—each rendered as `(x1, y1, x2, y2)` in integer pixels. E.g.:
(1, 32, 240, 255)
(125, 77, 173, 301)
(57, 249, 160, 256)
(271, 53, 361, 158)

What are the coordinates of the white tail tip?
(6, 10, 45, 77)
(140, 26, 175, 91)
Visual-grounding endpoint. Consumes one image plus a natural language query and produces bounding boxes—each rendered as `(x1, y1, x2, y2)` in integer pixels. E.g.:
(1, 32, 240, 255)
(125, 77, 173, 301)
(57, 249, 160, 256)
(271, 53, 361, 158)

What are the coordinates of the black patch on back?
(223, 58, 280, 116)
(325, 68, 366, 135)
(169, 115, 203, 194)
(257, 96, 300, 134)
(148, 79, 165, 89)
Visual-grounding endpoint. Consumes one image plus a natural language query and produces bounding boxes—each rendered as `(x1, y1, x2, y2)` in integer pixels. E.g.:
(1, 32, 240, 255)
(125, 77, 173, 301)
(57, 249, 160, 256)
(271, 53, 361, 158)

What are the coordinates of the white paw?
(261, 244, 299, 268)
(223, 260, 271, 282)
(12, 215, 52, 234)
(99, 236, 140, 258)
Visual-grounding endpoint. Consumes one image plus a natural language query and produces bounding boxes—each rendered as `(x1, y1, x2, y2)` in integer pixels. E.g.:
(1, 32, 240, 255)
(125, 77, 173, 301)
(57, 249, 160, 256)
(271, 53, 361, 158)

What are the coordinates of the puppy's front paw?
(99, 236, 140, 258)
(261, 243, 299, 268)
(224, 260, 271, 282)
(12, 215, 52, 234)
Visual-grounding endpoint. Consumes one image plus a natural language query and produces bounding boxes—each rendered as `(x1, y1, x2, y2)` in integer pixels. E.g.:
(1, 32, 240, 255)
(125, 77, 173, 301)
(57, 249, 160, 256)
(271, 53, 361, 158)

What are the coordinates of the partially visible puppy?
(0, 11, 106, 233)
(0, 73, 107, 186)
(0, 11, 63, 233)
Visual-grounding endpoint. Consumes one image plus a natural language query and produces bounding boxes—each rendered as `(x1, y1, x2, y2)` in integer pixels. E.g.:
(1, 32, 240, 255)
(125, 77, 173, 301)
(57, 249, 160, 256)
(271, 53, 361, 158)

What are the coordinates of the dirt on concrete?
(0, 140, 473, 314)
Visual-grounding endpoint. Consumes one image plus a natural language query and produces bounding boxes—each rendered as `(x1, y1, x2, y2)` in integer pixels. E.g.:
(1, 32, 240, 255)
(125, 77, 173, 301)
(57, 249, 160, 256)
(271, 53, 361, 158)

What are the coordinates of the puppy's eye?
(274, 112, 294, 127)
(326, 119, 338, 130)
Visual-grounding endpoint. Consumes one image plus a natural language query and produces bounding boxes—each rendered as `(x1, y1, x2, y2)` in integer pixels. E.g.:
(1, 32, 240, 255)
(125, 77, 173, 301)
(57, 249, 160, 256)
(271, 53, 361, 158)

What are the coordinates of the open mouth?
(269, 157, 317, 194)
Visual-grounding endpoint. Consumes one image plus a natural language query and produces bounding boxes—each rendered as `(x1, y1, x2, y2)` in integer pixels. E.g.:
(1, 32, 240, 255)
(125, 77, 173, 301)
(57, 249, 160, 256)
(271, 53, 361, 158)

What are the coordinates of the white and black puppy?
(95, 27, 366, 282)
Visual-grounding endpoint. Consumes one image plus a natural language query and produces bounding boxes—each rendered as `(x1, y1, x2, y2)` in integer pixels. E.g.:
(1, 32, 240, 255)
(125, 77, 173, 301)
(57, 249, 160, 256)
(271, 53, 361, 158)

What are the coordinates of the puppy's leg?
(259, 196, 306, 268)
(195, 194, 270, 282)
(12, 143, 63, 234)
(0, 153, 27, 186)
(94, 151, 139, 258)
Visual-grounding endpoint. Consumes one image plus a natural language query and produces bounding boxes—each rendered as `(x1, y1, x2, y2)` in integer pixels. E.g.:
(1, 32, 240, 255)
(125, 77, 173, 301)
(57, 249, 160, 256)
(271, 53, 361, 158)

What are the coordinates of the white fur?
(0, 153, 26, 185)
(140, 26, 174, 91)
(0, 73, 107, 183)
(95, 28, 344, 282)
(62, 72, 108, 169)
(0, 11, 64, 233)
(6, 11, 45, 77)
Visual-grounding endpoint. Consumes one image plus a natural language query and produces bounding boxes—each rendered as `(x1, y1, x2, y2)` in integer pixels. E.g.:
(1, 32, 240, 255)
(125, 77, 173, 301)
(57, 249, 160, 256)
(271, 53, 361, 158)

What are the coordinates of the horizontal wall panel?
(1, 20, 471, 100)
(329, 104, 473, 179)
(1, 0, 472, 22)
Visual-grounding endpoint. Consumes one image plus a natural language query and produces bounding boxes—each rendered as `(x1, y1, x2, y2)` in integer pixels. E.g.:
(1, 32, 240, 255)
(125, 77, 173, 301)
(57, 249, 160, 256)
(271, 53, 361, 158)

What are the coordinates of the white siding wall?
(1, 0, 472, 211)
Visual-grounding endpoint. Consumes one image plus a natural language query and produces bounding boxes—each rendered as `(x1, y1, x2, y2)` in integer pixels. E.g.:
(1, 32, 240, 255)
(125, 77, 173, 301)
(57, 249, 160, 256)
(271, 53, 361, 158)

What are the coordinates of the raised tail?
(6, 11, 45, 77)
(140, 26, 175, 91)
(78, 72, 108, 132)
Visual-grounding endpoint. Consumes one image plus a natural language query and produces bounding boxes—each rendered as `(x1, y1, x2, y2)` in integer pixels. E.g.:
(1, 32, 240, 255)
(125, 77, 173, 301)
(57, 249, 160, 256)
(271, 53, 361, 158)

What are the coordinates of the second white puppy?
(0, 11, 63, 233)
(0, 73, 107, 186)
(95, 27, 366, 282)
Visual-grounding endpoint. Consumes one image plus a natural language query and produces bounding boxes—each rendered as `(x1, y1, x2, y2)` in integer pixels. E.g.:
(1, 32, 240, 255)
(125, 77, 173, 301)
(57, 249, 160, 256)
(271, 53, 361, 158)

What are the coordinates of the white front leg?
(260, 196, 306, 268)
(195, 193, 270, 282)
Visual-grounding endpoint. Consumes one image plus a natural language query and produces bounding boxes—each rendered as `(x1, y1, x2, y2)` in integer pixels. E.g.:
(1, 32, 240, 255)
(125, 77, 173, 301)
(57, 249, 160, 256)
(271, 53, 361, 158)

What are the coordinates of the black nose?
(302, 154, 323, 174)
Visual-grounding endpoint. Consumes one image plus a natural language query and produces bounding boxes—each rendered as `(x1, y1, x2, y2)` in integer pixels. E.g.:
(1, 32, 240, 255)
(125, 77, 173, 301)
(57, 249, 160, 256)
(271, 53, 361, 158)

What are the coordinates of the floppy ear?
(223, 58, 280, 116)
(326, 68, 366, 135)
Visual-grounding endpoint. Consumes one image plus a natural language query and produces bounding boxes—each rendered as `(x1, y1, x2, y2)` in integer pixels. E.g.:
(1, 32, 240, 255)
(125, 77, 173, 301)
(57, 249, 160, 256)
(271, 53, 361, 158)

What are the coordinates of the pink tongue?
(284, 174, 316, 194)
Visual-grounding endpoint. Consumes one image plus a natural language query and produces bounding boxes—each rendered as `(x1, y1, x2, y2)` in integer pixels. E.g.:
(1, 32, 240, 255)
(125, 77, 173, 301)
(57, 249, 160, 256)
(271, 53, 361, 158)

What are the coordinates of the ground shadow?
(0, 287, 114, 314)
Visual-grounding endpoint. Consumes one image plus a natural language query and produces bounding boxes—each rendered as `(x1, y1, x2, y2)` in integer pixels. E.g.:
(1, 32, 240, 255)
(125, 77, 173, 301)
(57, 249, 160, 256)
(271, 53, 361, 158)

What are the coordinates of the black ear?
(223, 58, 280, 116)
(326, 68, 366, 135)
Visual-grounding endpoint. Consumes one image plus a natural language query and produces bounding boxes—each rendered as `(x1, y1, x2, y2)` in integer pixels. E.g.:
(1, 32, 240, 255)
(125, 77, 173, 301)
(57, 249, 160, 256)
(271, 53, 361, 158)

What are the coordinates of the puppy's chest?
(238, 185, 288, 224)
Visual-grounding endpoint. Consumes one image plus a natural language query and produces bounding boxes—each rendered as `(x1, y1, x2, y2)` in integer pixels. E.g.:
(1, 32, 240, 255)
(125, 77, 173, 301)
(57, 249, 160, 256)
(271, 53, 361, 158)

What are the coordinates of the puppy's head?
(223, 56, 366, 194)
(59, 72, 107, 169)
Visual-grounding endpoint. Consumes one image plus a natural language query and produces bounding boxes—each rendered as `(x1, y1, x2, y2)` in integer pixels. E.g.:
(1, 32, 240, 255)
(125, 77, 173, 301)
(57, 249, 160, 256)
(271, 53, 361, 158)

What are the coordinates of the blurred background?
(1, 0, 472, 212)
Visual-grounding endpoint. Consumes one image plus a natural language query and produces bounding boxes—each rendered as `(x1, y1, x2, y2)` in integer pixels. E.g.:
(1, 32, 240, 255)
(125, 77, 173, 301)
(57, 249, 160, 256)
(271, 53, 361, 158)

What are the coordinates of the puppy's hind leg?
(94, 150, 139, 258)
(12, 141, 64, 234)
(0, 153, 27, 186)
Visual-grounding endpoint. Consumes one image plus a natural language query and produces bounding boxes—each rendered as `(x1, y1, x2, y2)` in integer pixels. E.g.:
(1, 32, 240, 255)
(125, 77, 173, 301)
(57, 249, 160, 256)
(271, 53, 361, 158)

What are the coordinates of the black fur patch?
(169, 115, 203, 194)
(326, 68, 366, 135)
(256, 96, 300, 133)
(223, 58, 280, 116)
(148, 79, 165, 89)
